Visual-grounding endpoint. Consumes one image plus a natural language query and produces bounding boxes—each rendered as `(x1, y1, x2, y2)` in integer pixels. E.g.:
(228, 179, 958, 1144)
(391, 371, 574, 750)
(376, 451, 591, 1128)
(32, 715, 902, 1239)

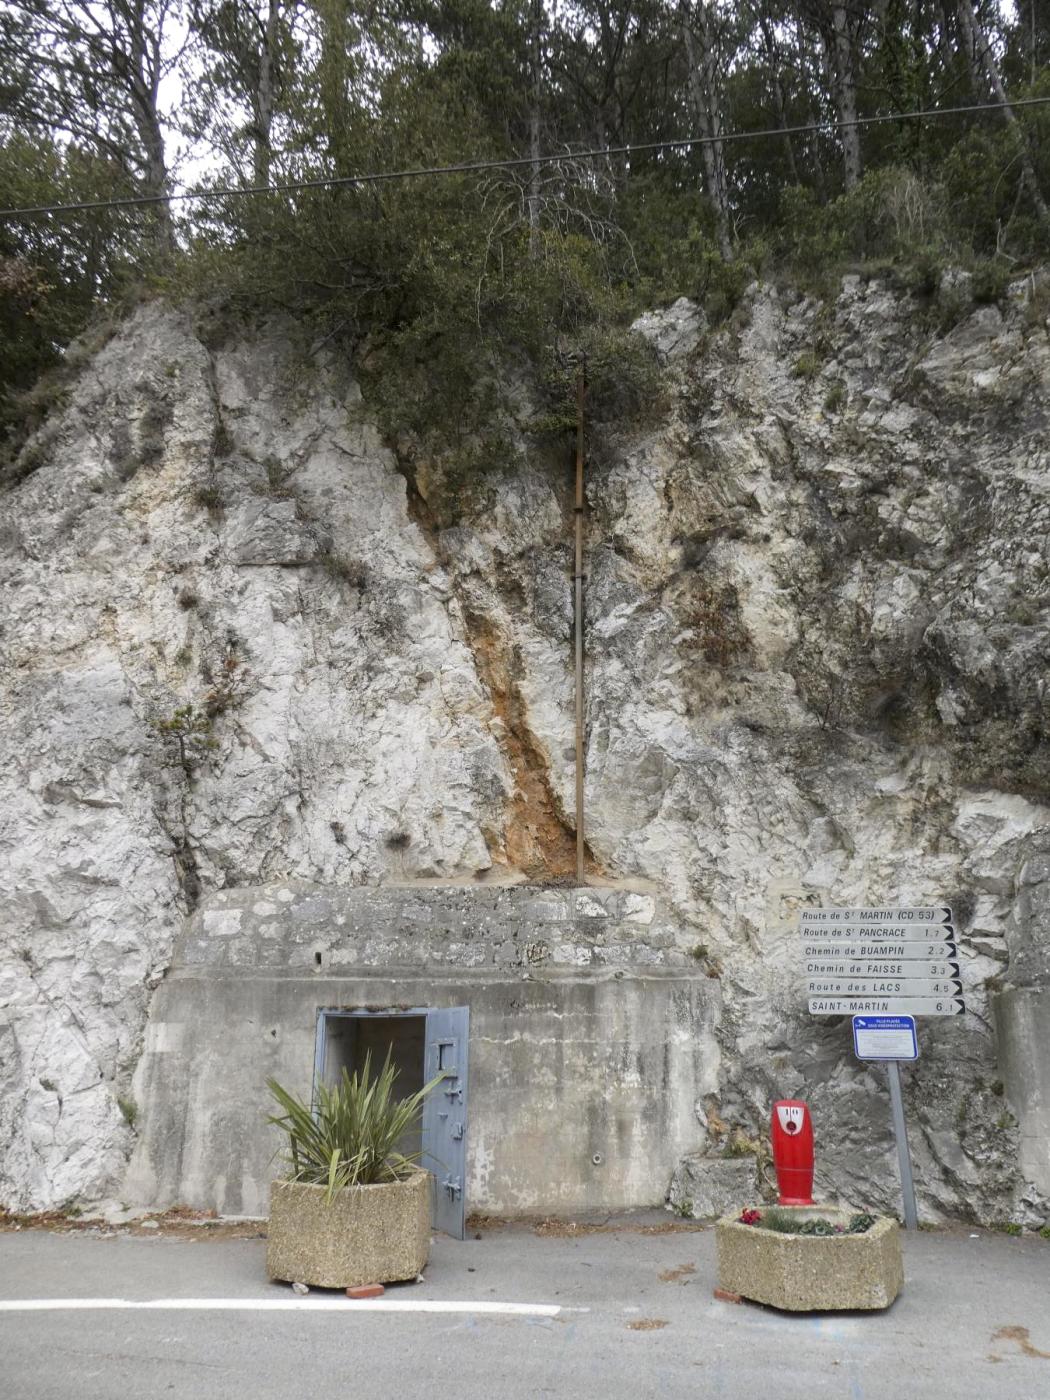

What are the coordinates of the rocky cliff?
(2, 275, 1048, 1221)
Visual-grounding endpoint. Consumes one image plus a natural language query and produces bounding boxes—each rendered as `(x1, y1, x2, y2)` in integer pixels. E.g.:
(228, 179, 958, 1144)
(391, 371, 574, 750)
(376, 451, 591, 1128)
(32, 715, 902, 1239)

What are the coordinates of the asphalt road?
(1, 1218, 1048, 1400)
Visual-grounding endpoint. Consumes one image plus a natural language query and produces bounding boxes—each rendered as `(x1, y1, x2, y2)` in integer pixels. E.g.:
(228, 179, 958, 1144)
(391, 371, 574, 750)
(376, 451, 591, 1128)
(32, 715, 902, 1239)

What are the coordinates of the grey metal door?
(422, 1006, 469, 1240)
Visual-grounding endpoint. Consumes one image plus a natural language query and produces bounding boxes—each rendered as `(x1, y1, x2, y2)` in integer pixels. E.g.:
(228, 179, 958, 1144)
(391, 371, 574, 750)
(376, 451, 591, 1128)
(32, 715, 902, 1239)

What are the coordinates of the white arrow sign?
(802, 908, 965, 1020)
(802, 940, 957, 959)
(809, 996, 964, 1016)
(800, 907, 952, 926)
(800, 924, 956, 940)
(807, 977, 962, 997)
(804, 960, 960, 978)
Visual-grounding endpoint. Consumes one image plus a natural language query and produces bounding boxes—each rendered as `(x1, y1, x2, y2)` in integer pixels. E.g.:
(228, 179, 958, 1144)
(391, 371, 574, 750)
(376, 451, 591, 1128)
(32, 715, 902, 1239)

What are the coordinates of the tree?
(188, 0, 295, 187)
(0, 1, 182, 251)
(0, 134, 143, 450)
(678, 0, 734, 259)
(528, 0, 544, 258)
(955, 0, 1050, 229)
(8, 0, 1050, 429)
(755, 5, 800, 185)
(799, 0, 864, 191)
(830, 3, 863, 190)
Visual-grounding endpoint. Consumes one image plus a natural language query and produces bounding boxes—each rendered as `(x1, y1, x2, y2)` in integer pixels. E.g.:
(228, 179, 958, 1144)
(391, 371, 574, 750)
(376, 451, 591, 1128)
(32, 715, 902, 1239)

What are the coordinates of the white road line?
(0, 1298, 572, 1317)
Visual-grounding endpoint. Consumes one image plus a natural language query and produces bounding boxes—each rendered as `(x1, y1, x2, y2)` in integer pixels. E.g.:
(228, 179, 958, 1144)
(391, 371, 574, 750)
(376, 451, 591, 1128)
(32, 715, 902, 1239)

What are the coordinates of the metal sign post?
(885, 1061, 919, 1231)
(852, 1015, 919, 1230)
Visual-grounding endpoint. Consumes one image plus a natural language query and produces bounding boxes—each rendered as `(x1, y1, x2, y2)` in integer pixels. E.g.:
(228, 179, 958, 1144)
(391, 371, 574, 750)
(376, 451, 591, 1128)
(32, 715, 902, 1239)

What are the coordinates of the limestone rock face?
(2, 280, 1049, 1221)
(0, 306, 508, 1209)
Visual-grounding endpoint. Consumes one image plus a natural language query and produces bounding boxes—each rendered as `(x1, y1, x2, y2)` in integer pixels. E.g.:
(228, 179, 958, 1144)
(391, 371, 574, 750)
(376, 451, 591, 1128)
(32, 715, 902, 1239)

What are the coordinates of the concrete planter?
(716, 1207, 903, 1311)
(267, 1167, 431, 1289)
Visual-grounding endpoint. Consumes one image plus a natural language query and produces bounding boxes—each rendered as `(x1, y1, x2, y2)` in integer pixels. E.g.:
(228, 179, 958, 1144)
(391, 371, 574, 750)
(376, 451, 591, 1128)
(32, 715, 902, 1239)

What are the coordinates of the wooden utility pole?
(574, 365, 586, 885)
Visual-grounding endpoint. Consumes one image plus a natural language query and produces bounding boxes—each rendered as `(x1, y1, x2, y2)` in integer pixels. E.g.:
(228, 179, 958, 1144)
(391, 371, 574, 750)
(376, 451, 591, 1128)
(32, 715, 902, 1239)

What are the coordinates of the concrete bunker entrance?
(125, 886, 720, 1223)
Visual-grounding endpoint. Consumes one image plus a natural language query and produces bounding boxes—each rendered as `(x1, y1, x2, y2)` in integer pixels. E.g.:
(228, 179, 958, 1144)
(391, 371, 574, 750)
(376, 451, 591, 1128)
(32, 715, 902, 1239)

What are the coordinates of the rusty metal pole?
(574, 364, 586, 885)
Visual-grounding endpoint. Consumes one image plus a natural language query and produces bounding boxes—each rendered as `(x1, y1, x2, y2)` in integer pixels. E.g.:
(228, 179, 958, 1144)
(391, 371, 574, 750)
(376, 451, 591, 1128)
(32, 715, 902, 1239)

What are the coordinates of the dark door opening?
(314, 1007, 469, 1239)
(320, 1013, 426, 1163)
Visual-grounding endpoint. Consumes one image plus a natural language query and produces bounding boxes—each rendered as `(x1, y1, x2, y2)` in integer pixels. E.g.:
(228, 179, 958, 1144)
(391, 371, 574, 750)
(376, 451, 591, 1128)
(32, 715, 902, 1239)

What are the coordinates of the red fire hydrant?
(771, 1100, 814, 1206)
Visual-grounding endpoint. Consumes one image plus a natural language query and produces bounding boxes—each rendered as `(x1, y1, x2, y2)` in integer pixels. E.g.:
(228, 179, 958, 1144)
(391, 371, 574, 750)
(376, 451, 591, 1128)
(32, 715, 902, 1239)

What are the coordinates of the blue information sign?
(852, 1015, 918, 1061)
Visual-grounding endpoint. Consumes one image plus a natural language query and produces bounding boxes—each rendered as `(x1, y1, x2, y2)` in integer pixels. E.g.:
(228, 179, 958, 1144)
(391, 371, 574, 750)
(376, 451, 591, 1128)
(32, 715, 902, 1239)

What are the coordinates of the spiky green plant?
(266, 1050, 444, 1202)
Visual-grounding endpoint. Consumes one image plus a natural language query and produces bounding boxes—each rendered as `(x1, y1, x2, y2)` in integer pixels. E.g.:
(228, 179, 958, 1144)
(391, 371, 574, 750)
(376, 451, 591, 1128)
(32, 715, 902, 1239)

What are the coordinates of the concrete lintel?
(162, 965, 716, 986)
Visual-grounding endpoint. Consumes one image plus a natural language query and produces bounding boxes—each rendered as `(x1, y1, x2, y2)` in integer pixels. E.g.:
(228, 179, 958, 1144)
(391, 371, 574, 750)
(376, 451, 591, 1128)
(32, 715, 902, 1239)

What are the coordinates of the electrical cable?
(3, 95, 1050, 220)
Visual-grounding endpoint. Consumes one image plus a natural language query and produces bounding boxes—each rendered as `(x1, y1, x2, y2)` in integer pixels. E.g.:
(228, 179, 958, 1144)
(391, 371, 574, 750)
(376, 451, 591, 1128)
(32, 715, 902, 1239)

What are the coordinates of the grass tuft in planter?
(267, 1050, 443, 1199)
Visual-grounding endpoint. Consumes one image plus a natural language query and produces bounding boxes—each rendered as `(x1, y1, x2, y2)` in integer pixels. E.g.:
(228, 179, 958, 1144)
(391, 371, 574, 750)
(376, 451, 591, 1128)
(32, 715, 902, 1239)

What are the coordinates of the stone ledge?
(178, 883, 682, 973)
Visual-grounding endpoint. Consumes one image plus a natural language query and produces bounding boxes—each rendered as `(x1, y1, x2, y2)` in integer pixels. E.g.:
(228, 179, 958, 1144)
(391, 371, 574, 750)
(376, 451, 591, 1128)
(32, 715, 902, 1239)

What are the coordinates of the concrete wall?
(124, 884, 720, 1217)
(995, 847, 1050, 1198)
(996, 989, 1050, 1196)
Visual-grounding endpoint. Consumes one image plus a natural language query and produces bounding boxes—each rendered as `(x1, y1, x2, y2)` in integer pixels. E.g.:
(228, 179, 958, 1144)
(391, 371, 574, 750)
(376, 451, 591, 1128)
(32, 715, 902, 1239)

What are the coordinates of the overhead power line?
(3, 96, 1050, 220)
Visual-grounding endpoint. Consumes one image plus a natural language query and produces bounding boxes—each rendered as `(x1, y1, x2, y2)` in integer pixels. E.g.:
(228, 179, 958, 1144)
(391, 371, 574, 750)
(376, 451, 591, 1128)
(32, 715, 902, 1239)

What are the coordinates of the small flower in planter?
(738, 1208, 763, 1226)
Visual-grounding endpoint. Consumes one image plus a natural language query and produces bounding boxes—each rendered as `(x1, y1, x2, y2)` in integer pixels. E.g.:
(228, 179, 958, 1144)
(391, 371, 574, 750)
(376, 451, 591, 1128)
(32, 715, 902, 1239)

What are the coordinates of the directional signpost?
(802, 906, 963, 1018)
(800, 906, 966, 1230)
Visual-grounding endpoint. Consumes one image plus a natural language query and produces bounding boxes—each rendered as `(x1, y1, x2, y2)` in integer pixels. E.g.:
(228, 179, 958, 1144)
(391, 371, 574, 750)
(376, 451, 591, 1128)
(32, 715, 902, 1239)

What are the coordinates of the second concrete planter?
(267, 1167, 431, 1289)
(716, 1207, 903, 1311)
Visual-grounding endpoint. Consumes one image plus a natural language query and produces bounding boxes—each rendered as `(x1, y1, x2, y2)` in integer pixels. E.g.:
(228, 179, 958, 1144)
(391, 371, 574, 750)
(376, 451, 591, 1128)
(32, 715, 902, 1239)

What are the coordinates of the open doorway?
(319, 1013, 426, 1162)
(313, 1007, 469, 1239)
